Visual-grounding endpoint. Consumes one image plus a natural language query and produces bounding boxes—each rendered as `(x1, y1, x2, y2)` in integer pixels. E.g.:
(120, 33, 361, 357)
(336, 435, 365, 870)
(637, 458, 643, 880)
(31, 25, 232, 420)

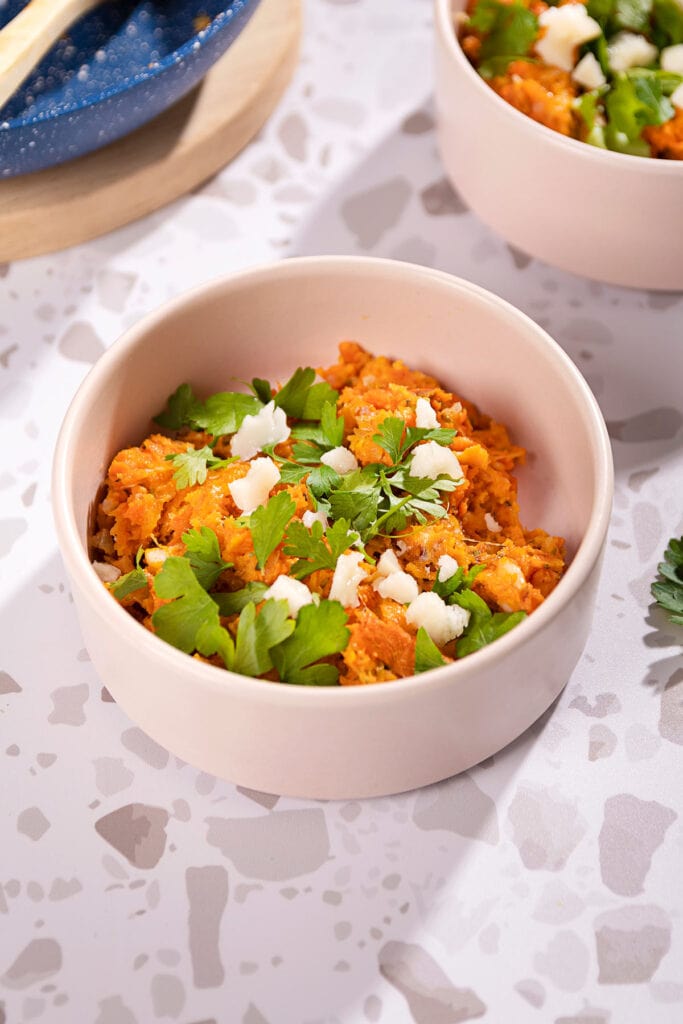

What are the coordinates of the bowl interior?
(62, 260, 605, 576)
(1, 0, 242, 124)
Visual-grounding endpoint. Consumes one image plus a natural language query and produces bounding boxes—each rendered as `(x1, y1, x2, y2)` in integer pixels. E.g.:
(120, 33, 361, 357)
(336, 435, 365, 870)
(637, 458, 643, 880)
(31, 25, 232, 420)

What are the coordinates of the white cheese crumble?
(415, 397, 439, 429)
(264, 575, 314, 617)
(376, 548, 402, 577)
(302, 508, 329, 530)
(228, 457, 280, 514)
(607, 32, 657, 72)
(406, 592, 470, 648)
(672, 82, 683, 109)
(500, 558, 526, 589)
(437, 554, 459, 582)
(230, 401, 290, 461)
(484, 512, 502, 533)
(661, 44, 683, 75)
(329, 552, 367, 608)
(145, 549, 168, 567)
(410, 441, 463, 481)
(374, 571, 419, 604)
(536, 5, 601, 72)
(320, 446, 359, 475)
(571, 51, 606, 89)
(93, 561, 121, 583)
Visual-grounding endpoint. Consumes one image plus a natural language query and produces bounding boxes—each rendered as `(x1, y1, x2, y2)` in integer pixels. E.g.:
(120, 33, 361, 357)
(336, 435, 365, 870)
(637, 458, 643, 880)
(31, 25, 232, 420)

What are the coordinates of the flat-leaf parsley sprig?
(651, 535, 683, 628)
(143, 532, 351, 683)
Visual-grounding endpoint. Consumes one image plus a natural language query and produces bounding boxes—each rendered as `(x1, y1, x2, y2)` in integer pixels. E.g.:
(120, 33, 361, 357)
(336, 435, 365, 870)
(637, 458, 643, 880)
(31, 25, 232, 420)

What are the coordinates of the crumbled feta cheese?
(415, 397, 439, 429)
(264, 575, 314, 617)
(329, 552, 367, 608)
(672, 82, 683, 109)
(93, 561, 121, 583)
(302, 509, 329, 530)
(500, 559, 526, 589)
(320, 446, 359, 475)
(607, 32, 657, 72)
(396, 540, 409, 556)
(484, 512, 502, 533)
(374, 570, 419, 604)
(228, 457, 280, 513)
(376, 549, 401, 577)
(410, 441, 463, 481)
(406, 591, 470, 647)
(437, 554, 459, 582)
(572, 51, 606, 89)
(230, 401, 290, 461)
(536, 5, 601, 72)
(145, 549, 168, 567)
(661, 44, 683, 75)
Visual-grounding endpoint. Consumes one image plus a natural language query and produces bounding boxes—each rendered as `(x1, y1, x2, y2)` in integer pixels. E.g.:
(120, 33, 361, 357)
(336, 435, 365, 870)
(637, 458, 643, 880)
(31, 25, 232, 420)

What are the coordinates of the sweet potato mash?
(89, 344, 566, 685)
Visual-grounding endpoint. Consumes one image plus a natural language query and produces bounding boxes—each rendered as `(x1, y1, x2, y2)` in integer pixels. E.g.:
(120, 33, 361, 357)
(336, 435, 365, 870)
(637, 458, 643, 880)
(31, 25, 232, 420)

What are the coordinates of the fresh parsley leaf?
(153, 557, 228, 654)
(249, 491, 297, 569)
(109, 566, 147, 599)
(414, 627, 448, 673)
(328, 470, 381, 534)
(166, 446, 235, 489)
(274, 367, 339, 420)
(469, 0, 538, 60)
(271, 600, 350, 685)
(194, 392, 263, 437)
(251, 378, 273, 404)
(275, 461, 309, 486)
(109, 547, 147, 600)
(290, 402, 345, 451)
(154, 383, 202, 430)
(307, 464, 342, 499)
(232, 599, 295, 676)
(283, 518, 359, 579)
(575, 90, 608, 148)
(372, 417, 457, 468)
(450, 588, 527, 658)
(606, 72, 674, 153)
(653, 0, 683, 44)
(213, 582, 269, 616)
(651, 535, 683, 626)
(154, 385, 261, 436)
(182, 526, 231, 590)
(432, 563, 485, 602)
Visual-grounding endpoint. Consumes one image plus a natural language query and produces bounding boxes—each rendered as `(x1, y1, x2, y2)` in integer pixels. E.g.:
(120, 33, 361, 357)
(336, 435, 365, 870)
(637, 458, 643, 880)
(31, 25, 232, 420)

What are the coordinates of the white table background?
(1, 1, 683, 1022)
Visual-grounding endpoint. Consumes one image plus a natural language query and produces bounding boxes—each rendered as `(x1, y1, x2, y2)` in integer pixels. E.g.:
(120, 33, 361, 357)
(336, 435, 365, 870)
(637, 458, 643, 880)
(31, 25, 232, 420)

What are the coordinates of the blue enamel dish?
(0, 0, 261, 178)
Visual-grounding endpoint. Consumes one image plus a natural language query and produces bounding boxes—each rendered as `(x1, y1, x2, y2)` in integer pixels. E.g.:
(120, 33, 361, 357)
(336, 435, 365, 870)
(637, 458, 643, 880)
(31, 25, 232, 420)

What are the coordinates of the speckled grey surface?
(1, 1, 682, 1021)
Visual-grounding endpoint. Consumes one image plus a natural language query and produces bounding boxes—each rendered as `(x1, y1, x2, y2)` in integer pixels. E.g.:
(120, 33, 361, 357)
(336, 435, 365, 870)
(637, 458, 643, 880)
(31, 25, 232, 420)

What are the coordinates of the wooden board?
(0, 0, 301, 261)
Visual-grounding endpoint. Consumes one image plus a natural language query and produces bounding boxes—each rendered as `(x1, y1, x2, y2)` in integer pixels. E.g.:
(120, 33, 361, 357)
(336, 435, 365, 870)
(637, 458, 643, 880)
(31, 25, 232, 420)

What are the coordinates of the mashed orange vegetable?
(90, 343, 566, 685)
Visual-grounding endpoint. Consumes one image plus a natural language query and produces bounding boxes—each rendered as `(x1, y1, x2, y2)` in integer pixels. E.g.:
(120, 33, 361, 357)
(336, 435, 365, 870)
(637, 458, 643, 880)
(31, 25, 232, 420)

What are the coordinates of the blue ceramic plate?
(0, 0, 260, 178)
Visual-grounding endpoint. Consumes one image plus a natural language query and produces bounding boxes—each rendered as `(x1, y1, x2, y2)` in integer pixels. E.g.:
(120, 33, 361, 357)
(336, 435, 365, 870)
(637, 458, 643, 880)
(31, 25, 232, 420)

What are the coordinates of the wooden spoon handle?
(0, 0, 103, 112)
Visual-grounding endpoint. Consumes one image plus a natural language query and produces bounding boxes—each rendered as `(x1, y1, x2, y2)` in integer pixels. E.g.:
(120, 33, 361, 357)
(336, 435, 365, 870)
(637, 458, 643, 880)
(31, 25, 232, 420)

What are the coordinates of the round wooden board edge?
(0, 0, 301, 261)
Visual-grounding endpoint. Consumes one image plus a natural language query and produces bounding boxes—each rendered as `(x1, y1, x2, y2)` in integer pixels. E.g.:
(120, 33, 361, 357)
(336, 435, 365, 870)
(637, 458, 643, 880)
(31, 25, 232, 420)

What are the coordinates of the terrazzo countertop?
(1, 1, 682, 1022)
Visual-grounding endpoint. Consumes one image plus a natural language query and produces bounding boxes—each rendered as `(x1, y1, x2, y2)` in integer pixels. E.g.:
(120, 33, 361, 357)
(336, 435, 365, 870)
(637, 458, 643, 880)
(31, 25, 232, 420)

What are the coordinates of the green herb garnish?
(469, 0, 538, 61)
(414, 627, 448, 674)
(109, 547, 147, 600)
(450, 588, 527, 657)
(605, 71, 674, 153)
(166, 446, 236, 489)
(651, 535, 683, 626)
(213, 582, 269, 617)
(248, 491, 297, 569)
(182, 527, 231, 590)
(271, 600, 350, 685)
(283, 518, 360, 580)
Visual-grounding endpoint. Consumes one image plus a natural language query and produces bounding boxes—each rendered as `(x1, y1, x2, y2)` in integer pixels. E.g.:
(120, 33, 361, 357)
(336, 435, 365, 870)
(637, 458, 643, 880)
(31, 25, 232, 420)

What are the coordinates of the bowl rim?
(52, 255, 614, 708)
(434, 0, 683, 175)
(1, 0, 257, 130)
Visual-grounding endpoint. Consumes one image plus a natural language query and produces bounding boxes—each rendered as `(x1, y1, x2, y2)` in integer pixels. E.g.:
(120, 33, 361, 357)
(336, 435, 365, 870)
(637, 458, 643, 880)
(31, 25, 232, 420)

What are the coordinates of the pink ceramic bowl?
(52, 257, 613, 799)
(435, 0, 683, 290)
